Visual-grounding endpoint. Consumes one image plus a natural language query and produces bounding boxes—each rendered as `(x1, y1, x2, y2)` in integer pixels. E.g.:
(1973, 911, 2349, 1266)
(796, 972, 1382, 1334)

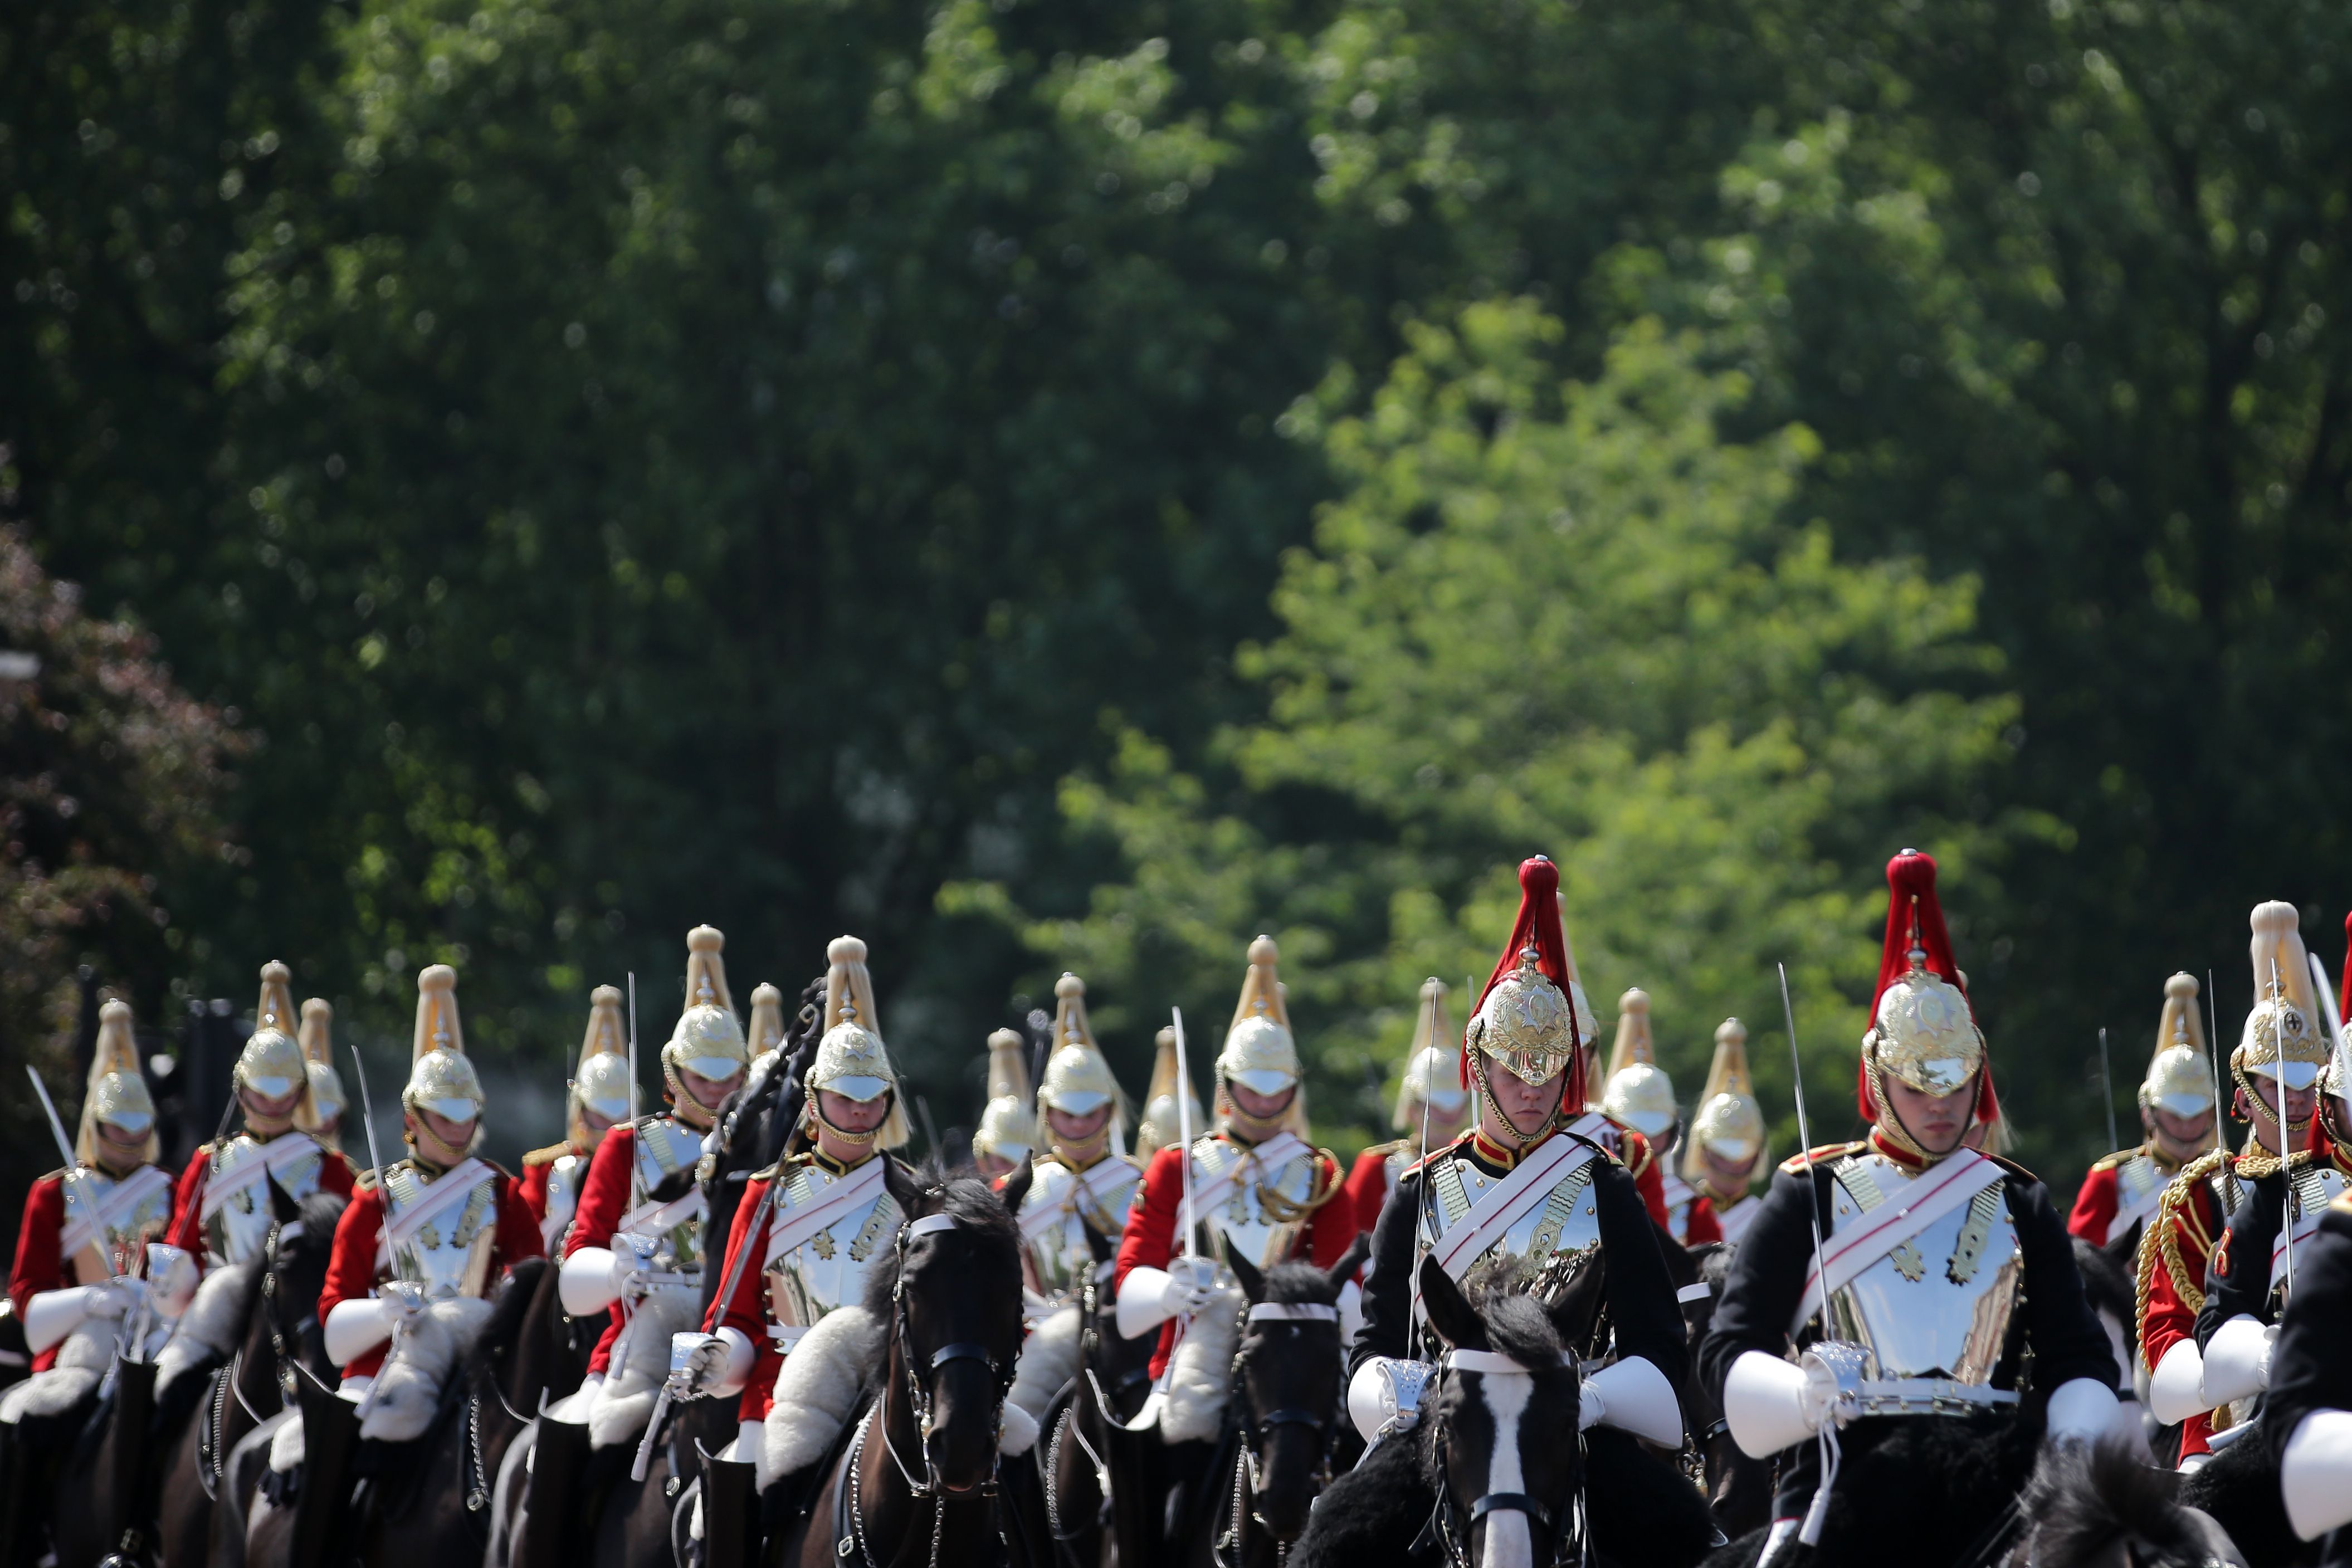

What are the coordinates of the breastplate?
(541, 1152, 585, 1252)
(1194, 1137, 1324, 1270)
(626, 1116, 710, 1275)
(763, 1161, 902, 1339)
(64, 1169, 173, 1284)
(1022, 1155, 1141, 1301)
(1821, 1152, 2021, 1385)
(1660, 1174, 1696, 1245)
(382, 1161, 499, 1301)
(1414, 1142, 1605, 1286)
(205, 1132, 327, 1266)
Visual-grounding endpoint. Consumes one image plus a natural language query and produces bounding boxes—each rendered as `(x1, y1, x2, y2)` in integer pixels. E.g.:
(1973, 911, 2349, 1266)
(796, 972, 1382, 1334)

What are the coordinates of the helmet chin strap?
(1866, 1047, 1979, 1164)
(1469, 1053, 1565, 1147)
(807, 1090, 886, 1146)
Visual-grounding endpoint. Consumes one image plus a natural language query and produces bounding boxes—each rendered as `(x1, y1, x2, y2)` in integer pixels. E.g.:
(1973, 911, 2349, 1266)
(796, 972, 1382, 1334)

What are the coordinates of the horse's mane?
(2070, 1235, 2134, 1328)
(290, 1190, 348, 1267)
(860, 1162, 1019, 1315)
(2024, 1437, 2208, 1565)
(1260, 1262, 1343, 1307)
(460, 1256, 550, 1378)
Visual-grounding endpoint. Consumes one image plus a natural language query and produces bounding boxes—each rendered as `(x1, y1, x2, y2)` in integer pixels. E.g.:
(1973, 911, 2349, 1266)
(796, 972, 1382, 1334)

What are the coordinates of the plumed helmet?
(1465, 859, 1593, 1098)
(403, 965, 484, 1122)
(1038, 973, 1126, 1129)
(2237, 901, 2326, 1091)
(236, 961, 314, 1113)
(1599, 988, 1677, 1140)
(663, 926, 748, 1084)
(970, 1027, 1035, 1164)
(1685, 1018, 1767, 1176)
(1218, 936, 1299, 1097)
(807, 936, 910, 1149)
(1858, 851, 1995, 1127)
(1394, 978, 1467, 1130)
(746, 983, 788, 1062)
(570, 983, 632, 1146)
(1136, 1025, 1206, 1159)
(2140, 973, 2216, 1118)
(76, 998, 157, 1166)
(299, 997, 347, 1136)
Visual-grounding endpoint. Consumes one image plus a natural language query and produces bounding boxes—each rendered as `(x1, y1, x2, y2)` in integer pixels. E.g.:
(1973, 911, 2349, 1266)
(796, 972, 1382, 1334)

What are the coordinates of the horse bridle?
(1216, 1301, 1342, 1568)
(884, 1210, 1016, 1499)
(1418, 1350, 1585, 1568)
(199, 1216, 310, 1501)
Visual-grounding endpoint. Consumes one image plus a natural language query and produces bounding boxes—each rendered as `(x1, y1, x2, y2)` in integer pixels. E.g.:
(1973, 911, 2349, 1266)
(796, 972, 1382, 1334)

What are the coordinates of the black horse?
(1679, 1243, 1771, 1541)
(154, 1188, 345, 1568)
(774, 1162, 1027, 1568)
(1026, 1216, 1158, 1568)
(2016, 1438, 2249, 1568)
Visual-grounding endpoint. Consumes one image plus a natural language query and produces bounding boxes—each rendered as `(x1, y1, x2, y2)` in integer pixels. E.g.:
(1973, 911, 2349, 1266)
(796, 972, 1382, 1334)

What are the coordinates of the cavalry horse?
(772, 1161, 1028, 1568)
(1027, 1217, 1157, 1568)
(154, 1188, 344, 1568)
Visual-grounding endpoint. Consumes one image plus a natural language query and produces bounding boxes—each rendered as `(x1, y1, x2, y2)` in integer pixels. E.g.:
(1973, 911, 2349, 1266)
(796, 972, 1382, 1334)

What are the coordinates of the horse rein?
(198, 1217, 308, 1501)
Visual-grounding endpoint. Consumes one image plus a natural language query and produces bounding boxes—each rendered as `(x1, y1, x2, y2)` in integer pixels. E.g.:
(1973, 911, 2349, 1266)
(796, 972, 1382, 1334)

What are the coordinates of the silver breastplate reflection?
(1821, 1152, 2020, 1385)
(626, 1116, 710, 1275)
(204, 1132, 328, 1266)
(541, 1151, 586, 1253)
(1416, 1140, 1605, 1288)
(63, 1167, 174, 1284)
(1022, 1155, 1141, 1301)
(1194, 1136, 1325, 1270)
(383, 1160, 500, 1301)
(763, 1160, 902, 1338)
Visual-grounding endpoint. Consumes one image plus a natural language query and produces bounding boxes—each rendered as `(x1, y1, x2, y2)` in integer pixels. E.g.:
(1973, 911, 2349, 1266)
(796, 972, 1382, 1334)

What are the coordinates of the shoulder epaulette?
(479, 1159, 514, 1181)
(355, 1168, 381, 1193)
(1779, 1141, 1865, 1175)
(1985, 1152, 2037, 1181)
(37, 1166, 69, 1185)
(1358, 1139, 1408, 1161)
(2089, 1148, 2133, 1174)
(520, 1142, 569, 1169)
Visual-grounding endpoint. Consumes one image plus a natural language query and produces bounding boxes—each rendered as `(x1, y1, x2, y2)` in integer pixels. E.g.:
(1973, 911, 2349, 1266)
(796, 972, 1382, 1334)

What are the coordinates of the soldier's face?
(1481, 1063, 1562, 1140)
(1882, 1074, 1971, 1155)
(241, 1083, 304, 1126)
(92, 1120, 148, 1174)
(818, 1090, 889, 1134)
(1228, 1081, 1295, 1121)
(676, 1064, 744, 1111)
(1699, 1145, 1755, 1188)
(413, 1105, 479, 1154)
(2148, 1105, 2213, 1151)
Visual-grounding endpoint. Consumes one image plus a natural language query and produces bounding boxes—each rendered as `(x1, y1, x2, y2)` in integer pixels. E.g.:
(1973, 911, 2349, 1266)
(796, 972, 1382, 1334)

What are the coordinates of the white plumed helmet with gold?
(665, 926, 748, 1088)
(1598, 988, 1677, 1141)
(1217, 935, 1309, 1135)
(237, 961, 319, 1130)
(1038, 973, 1128, 1133)
(804, 936, 909, 1150)
(1135, 1025, 1206, 1159)
(1685, 1018, 1766, 1181)
(77, 998, 157, 1166)
(403, 964, 484, 1125)
(971, 1027, 1035, 1165)
(2235, 901, 2327, 1137)
(300, 997, 347, 1140)
(572, 984, 633, 1146)
(746, 983, 788, 1063)
(2141, 972, 2216, 1120)
(1393, 978, 1466, 1130)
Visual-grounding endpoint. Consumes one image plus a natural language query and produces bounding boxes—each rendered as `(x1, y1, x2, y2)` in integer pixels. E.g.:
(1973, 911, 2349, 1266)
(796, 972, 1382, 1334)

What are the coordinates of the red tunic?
(1678, 1192, 1724, 1248)
(316, 1160, 543, 1381)
(2067, 1160, 2126, 1247)
(164, 1134, 358, 1259)
(1344, 1144, 1407, 1238)
(1113, 1136, 1354, 1378)
(10, 1173, 73, 1374)
(2139, 1155, 2233, 1459)
(562, 1124, 651, 1375)
(1585, 1115, 1672, 1232)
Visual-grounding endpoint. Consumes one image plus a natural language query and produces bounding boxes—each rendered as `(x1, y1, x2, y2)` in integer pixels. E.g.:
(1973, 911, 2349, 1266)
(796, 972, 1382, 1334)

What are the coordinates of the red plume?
(2339, 911, 2352, 1024)
(1856, 849, 1999, 1126)
(1464, 856, 1585, 1112)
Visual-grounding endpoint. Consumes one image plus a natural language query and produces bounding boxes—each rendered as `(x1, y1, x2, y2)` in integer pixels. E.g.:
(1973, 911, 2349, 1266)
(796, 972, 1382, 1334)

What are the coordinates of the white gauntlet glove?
(2146, 1337, 2209, 1425)
(559, 1246, 624, 1317)
(23, 1278, 144, 1355)
(2199, 1316, 2274, 1409)
(672, 1333, 731, 1398)
(1577, 1356, 1685, 1447)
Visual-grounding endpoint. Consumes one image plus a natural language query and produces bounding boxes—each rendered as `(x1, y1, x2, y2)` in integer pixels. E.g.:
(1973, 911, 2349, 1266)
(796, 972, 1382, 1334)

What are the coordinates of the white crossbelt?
(1791, 1148, 2003, 1333)
(58, 1165, 173, 1259)
(762, 1156, 889, 1266)
(1424, 1132, 1598, 1281)
(1182, 1132, 1310, 1230)
(1017, 1159, 1134, 1242)
(198, 1133, 323, 1220)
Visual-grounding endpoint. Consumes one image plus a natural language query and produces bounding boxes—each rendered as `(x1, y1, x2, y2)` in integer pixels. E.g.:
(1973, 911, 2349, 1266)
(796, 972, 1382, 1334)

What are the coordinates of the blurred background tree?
(4, 0, 2348, 1201)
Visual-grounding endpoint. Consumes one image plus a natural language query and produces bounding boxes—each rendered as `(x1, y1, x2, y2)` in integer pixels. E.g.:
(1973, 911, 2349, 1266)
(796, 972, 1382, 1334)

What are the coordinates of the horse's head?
(1222, 1238, 1362, 1544)
(1416, 1254, 1584, 1568)
(270, 1189, 347, 1384)
(875, 1159, 1024, 1495)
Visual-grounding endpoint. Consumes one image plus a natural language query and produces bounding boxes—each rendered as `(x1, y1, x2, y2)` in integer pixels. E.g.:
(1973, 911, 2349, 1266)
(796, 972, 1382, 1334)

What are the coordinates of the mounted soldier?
(300, 998, 349, 1150)
(167, 962, 357, 1271)
(294, 964, 544, 1562)
(1685, 1017, 1768, 1246)
(970, 1025, 1036, 1182)
(1343, 856, 1692, 1559)
(2270, 1186, 2352, 1562)
(1343, 979, 1471, 1243)
(1017, 974, 1142, 1310)
(1703, 848, 2121, 1567)
(2070, 972, 2219, 1253)
(2144, 905, 2335, 1468)
(519, 984, 633, 1258)
(1601, 988, 1720, 1247)
(1133, 1023, 1205, 1162)
(2153, 905, 2352, 1481)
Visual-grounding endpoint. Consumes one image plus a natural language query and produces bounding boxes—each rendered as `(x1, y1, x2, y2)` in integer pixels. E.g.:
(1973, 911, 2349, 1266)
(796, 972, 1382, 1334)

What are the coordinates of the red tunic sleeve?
(1344, 1149, 1392, 1239)
(706, 1171, 785, 1419)
(318, 1149, 359, 1201)
(2139, 1178, 2221, 1459)
(9, 1174, 67, 1318)
(565, 1125, 636, 1258)
(1114, 1145, 1186, 1293)
(320, 1183, 389, 1379)
(166, 1144, 214, 1255)
(1616, 1128, 1671, 1229)
(2068, 1163, 2121, 1247)
(518, 1160, 553, 1225)
(1304, 1155, 1356, 1268)
(1681, 1193, 1724, 1248)
(494, 1172, 546, 1267)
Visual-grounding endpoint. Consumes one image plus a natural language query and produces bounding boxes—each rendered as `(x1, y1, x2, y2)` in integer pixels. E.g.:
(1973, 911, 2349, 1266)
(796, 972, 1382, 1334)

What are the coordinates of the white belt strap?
(1183, 1133, 1310, 1229)
(1792, 1150, 2003, 1333)
(1428, 1134, 1598, 1280)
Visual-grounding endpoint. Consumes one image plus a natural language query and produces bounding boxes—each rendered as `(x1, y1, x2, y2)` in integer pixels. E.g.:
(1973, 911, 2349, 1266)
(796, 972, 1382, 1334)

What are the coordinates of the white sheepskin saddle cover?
(359, 1296, 497, 1443)
(154, 1258, 256, 1401)
(1158, 1274, 1245, 1444)
(0, 1318, 115, 1424)
(1001, 1302, 1082, 1452)
(762, 1307, 886, 1481)
(588, 1284, 703, 1450)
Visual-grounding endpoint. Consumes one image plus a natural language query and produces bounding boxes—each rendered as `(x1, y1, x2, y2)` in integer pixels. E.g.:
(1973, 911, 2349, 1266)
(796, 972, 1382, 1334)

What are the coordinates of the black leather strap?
(1255, 1407, 1328, 1434)
(1467, 1493, 1554, 1532)
(929, 1342, 991, 1372)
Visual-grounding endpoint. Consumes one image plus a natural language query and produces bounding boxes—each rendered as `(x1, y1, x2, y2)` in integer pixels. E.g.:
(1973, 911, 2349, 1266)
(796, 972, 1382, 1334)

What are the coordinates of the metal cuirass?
(1022, 1154, 1141, 1302)
(763, 1159, 902, 1347)
(540, 1152, 586, 1253)
(624, 1116, 710, 1276)
(204, 1132, 328, 1266)
(1820, 1151, 2021, 1386)
(1415, 1142, 1606, 1286)
(382, 1161, 499, 1301)
(62, 1167, 174, 1284)
(1194, 1135, 1325, 1271)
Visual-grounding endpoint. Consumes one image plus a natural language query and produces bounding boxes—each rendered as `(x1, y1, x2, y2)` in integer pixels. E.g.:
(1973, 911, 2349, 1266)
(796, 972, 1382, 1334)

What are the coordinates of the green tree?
(952, 301, 2029, 1152)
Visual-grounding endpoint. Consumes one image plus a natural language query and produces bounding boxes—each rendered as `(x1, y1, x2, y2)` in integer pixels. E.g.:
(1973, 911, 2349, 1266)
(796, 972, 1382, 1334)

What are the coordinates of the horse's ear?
(267, 1173, 300, 1227)
(1323, 1234, 1370, 1301)
(883, 1154, 926, 1217)
(1417, 1255, 1485, 1352)
(1079, 1214, 1116, 1267)
(1227, 1247, 1266, 1306)
(1000, 1153, 1036, 1214)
